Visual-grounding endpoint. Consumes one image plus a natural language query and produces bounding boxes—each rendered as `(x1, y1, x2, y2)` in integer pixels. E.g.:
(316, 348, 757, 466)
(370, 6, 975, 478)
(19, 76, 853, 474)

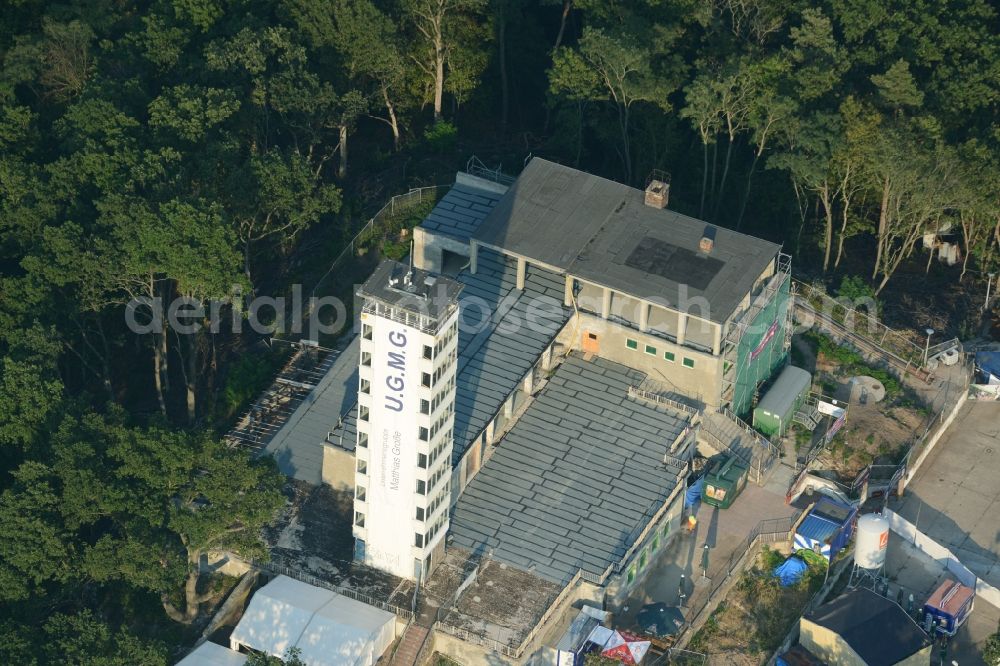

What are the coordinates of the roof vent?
(700, 225, 717, 254)
(644, 170, 671, 209)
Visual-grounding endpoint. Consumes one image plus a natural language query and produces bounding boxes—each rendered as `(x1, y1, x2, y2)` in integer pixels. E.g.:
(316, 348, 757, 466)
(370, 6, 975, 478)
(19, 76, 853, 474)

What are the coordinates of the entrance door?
(582, 331, 599, 354)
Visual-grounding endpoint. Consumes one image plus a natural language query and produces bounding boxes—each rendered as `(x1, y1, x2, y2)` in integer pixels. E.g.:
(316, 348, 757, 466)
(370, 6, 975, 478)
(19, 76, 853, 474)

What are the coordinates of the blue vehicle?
(792, 497, 857, 562)
(923, 580, 975, 636)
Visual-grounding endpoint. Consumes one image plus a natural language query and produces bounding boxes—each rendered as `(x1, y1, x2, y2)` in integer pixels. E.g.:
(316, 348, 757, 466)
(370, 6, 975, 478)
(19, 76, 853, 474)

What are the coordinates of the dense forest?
(1, 0, 999, 662)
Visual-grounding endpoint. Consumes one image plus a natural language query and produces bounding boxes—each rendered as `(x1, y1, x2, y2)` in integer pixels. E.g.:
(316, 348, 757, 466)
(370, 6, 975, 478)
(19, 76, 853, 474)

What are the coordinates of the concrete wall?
(799, 621, 867, 666)
(885, 508, 1000, 608)
(201, 550, 253, 577)
(413, 226, 471, 274)
(606, 491, 686, 604)
(322, 442, 356, 491)
(799, 620, 931, 666)
(572, 311, 721, 407)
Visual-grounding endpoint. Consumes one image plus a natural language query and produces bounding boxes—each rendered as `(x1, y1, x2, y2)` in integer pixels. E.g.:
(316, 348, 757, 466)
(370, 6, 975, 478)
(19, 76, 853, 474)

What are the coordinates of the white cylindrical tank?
(855, 513, 890, 569)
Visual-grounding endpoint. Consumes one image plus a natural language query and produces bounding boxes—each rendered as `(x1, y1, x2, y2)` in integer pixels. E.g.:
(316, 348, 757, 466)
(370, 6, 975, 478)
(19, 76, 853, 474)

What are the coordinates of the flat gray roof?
(265, 183, 570, 482)
(329, 248, 571, 464)
(473, 158, 781, 322)
(756, 364, 812, 417)
(449, 354, 692, 585)
(358, 260, 463, 322)
(265, 338, 360, 483)
(420, 173, 508, 241)
(451, 248, 570, 463)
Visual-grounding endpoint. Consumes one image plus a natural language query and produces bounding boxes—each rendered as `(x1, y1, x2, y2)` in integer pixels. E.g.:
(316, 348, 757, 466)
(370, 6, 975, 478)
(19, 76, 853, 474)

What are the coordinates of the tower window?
(356, 485, 366, 502)
(359, 378, 370, 395)
(356, 459, 367, 475)
(422, 372, 431, 388)
(354, 511, 365, 527)
(416, 507, 425, 521)
(361, 351, 371, 367)
(362, 323, 372, 340)
(357, 432, 368, 449)
(414, 533, 424, 548)
(423, 345, 433, 360)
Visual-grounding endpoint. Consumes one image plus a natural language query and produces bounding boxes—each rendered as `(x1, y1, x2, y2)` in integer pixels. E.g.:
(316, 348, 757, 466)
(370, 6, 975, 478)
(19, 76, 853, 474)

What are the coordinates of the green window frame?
(683, 357, 695, 368)
(627, 566, 636, 584)
(626, 338, 638, 350)
(652, 534, 660, 552)
(663, 351, 675, 362)
(639, 549, 648, 570)
(661, 522, 670, 538)
(644, 344, 656, 355)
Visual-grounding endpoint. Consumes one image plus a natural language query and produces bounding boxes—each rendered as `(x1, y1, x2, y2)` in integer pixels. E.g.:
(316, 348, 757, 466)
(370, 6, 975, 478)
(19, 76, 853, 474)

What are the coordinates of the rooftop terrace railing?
(465, 155, 516, 186)
(247, 557, 415, 622)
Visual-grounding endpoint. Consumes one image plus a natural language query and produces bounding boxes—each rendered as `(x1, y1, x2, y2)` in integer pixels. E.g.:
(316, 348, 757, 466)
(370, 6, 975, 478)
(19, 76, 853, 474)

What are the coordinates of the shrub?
(218, 348, 290, 421)
(983, 630, 1000, 665)
(837, 275, 878, 307)
(381, 238, 409, 260)
(424, 120, 457, 153)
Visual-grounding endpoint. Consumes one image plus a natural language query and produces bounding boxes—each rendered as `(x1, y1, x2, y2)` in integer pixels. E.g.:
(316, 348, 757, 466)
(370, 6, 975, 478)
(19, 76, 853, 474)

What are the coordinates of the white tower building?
(352, 260, 461, 581)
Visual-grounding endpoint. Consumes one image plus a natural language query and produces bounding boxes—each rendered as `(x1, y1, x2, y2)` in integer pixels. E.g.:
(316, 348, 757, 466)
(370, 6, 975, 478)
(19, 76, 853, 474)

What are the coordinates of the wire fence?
(794, 280, 926, 363)
(841, 357, 969, 505)
(308, 185, 445, 308)
(646, 647, 708, 665)
(892, 358, 971, 492)
(248, 557, 415, 622)
(675, 516, 796, 648)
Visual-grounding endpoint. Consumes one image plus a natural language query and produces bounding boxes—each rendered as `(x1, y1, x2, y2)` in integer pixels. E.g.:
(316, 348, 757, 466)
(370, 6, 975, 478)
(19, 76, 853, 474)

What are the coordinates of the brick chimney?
(644, 179, 670, 209)
(700, 225, 717, 254)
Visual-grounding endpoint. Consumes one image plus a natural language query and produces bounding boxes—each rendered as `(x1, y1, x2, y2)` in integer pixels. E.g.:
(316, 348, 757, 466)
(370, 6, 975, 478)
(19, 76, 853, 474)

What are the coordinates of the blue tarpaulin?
(975, 351, 1000, 383)
(685, 478, 703, 507)
(772, 556, 808, 587)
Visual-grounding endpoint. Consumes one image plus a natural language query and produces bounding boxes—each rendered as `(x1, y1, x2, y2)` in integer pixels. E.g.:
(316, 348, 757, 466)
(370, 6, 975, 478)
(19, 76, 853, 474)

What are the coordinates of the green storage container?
(702, 455, 749, 509)
(753, 365, 812, 436)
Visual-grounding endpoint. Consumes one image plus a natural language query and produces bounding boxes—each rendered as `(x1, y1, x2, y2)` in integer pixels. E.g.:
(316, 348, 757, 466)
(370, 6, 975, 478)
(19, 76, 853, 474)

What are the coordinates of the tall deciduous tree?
(327, 0, 411, 149)
(400, 0, 489, 120)
(551, 27, 675, 184)
(31, 408, 285, 624)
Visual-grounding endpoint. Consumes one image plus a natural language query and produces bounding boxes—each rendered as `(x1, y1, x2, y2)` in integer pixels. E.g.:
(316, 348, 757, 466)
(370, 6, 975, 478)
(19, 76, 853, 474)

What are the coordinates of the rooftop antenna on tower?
(403, 242, 414, 287)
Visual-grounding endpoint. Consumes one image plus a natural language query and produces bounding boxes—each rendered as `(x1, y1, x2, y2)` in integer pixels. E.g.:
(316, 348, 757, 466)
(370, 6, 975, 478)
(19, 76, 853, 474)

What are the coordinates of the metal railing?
(249, 558, 414, 622)
(646, 647, 708, 665)
(359, 300, 455, 336)
(308, 185, 445, 308)
(674, 516, 796, 648)
(465, 156, 516, 186)
(891, 359, 971, 491)
(628, 384, 700, 416)
(792, 279, 928, 370)
(724, 253, 792, 350)
(926, 336, 960, 359)
(435, 621, 520, 658)
(721, 407, 782, 483)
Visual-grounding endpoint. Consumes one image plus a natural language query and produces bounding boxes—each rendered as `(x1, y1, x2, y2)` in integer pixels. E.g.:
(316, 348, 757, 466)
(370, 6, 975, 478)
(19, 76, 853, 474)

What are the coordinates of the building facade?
(352, 261, 462, 581)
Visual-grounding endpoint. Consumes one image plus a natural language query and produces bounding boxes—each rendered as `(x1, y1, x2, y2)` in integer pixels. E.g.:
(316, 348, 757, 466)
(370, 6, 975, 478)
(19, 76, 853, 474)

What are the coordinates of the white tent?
(177, 641, 248, 666)
(230, 575, 396, 666)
